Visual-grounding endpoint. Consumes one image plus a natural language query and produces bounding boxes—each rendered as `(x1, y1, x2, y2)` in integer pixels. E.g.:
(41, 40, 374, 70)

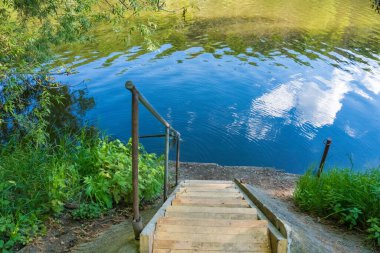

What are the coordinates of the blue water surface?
(55, 1, 380, 173)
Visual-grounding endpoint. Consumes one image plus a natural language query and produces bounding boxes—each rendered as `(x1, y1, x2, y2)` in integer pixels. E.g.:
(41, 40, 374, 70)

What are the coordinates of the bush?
(294, 168, 380, 247)
(0, 134, 164, 252)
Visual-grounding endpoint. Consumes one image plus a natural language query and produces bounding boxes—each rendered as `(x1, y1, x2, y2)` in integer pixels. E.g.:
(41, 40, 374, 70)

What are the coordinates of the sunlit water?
(54, 0, 380, 173)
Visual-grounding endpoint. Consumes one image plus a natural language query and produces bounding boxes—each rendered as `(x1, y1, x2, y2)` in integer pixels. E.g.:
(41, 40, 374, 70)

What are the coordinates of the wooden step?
(154, 250, 263, 253)
(165, 211, 256, 220)
(166, 206, 257, 214)
(153, 240, 271, 252)
(183, 180, 233, 184)
(156, 223, 268, 235)
(157, 217, 266, 227)
(172, 197, 249, 208)
(181, 183, 236, 189)
(181, 186, 237, 190)
(179, 187, 240, 193)
(176, 191, 242, 198)
(154, 232, 269, 244)
(176, 193, 243, 199)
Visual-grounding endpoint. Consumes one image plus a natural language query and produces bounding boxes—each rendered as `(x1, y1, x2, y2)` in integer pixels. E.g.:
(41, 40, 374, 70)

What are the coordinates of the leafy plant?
(0, 133, 164, 251)
(83, 139, 164, 208)
(367, 217, 380, 246)
(71, 203, 104, 220)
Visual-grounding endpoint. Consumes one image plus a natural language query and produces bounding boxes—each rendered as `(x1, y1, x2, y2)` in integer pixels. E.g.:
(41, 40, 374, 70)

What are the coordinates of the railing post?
(317, 138, 332, 178)
(164, 127, 170, 201)
(125, 81, 143, 240)
(175, 134, 180, 186)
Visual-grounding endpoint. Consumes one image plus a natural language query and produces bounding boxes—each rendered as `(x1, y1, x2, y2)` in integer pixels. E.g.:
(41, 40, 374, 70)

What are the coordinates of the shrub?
(0, 135, 164, 251)
(294, 168, 380, 247)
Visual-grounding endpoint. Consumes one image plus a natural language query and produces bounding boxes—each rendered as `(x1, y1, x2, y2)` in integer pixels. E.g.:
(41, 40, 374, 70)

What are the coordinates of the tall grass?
(294, 168, 380, 247)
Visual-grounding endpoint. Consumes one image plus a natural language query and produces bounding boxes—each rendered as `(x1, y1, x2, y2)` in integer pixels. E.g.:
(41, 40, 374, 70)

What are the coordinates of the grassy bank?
(0, 133, 164, 252)
(294, 168, 380, 247)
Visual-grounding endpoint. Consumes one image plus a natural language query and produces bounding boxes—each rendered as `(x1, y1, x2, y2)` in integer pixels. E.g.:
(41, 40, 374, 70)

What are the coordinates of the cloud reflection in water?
(244, 63, 380, 141)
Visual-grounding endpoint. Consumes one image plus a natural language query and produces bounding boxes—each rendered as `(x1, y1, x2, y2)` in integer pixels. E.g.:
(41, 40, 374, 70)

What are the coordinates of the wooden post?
(317, 138, 332, 178)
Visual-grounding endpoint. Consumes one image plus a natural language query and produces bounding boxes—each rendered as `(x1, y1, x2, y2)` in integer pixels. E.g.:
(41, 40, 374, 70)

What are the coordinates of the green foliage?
(0, 0, 162, 75)
(0, 135, 164, 251)
(0, 141, 80, 251)
(294, 168, 380, 247)
(83, 139, 164, 208)
(367, 217, 380, 245)
(0, 213, 43, 252)
(71, 203, 104, 220)
(0, 0, 166, 252)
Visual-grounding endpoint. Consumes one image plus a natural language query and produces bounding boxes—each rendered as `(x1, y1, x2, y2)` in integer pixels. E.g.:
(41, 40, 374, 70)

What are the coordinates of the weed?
(71, 203, 104, 220)
(294, 168, 380, 247)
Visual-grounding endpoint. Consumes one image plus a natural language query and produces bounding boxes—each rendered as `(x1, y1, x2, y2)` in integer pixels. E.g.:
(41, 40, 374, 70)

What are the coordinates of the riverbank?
(20, 163, 374, 253)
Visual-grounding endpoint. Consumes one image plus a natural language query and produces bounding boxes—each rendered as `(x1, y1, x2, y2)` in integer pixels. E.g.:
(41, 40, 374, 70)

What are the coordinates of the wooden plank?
(183, 180, 233, 184)
(154, 232, 269, 244)
(166, 206, 256, 214)
(165, 212, 257, 220)
(172, 197, 249, 208)
(157, 217, 266, 227)
(179, 187, 239, 193)
(154, 250, 259, 253)
(174, 197, 244, 202)
(175, 194, 243, 200)
(234, 179, 287, 253)
(153, 240, 271, 252)
(176, 192, 242, 198)
(181, 183, 236, 188)
(156, 224, 268, 235)
(181, 182, 236, 188)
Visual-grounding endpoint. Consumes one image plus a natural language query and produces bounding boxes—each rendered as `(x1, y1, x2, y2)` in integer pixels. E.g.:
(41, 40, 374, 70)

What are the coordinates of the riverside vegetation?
(294, 168, 380, 247)
(0, 0, 165, 252)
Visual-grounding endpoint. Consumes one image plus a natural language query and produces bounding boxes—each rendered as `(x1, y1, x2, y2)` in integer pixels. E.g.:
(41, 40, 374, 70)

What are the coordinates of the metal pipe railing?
(125, 81, 181, 240)
(126, 82, 179, 136)
(130, 86, 142, 240)
(164, 127, 170, 201)
(175, 135, 180, 186)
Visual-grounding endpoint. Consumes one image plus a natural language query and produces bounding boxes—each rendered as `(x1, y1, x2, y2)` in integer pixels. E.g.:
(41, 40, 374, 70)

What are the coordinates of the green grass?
(0, 133, 164, 252)
(294, 168, 380, 247)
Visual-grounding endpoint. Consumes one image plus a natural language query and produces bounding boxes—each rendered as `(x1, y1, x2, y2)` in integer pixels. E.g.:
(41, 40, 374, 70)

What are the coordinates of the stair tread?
(154, 231, 269, 243)
(153, 240, 271, 252)
(172, 198, 249, 207)
(157, 217, 265, 227)
(166, 205, 256, 214)
(156, 223, 268, 235)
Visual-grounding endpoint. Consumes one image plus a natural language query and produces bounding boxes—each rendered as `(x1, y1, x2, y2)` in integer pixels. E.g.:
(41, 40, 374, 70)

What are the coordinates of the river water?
(54, 0, 380, 173)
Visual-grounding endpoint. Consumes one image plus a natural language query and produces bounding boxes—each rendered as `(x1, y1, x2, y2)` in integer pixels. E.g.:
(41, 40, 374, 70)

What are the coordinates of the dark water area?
(54, 0, 380, 173)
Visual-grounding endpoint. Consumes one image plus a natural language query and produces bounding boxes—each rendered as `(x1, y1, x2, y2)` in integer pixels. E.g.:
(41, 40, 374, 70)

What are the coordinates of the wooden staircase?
(152, 180, 272, 253)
